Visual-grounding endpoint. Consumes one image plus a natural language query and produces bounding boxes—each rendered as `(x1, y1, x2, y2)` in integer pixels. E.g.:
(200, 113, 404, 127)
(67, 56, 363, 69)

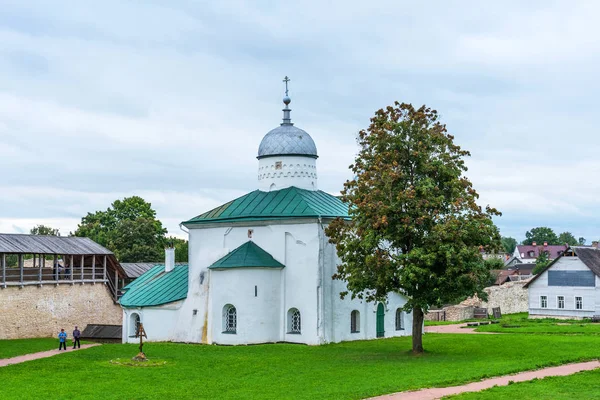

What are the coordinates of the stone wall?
(444, 305, 475, 321)
(0, 284, 122, 339)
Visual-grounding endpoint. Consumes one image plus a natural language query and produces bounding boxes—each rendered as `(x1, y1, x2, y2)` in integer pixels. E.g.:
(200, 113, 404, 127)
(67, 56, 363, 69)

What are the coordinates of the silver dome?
(257, 124, 318, 159)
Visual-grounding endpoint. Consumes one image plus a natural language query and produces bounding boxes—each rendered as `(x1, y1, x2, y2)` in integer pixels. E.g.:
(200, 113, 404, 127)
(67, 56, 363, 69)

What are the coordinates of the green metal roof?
(183, 186, 349, 225)
(209, 241, 285, 269)
(120, 264, 188, 308)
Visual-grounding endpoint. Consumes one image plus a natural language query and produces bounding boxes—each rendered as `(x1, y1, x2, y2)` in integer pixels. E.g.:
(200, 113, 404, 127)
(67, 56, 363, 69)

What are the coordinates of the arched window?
(223, 304, 237, 334)
(350, 310, 360, 333)
(287, 308, 301, 334)
(129, 313, 140, 337)
(395, 308, 404, 331)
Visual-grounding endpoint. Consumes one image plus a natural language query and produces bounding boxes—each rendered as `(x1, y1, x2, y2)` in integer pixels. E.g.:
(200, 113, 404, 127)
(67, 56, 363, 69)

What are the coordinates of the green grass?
(3, 334, 600, 399)
(474, 313, 600, 334)
(448, 369, 600, 399)
(425, 319, 482, 326)
(0, 338, 63, 359)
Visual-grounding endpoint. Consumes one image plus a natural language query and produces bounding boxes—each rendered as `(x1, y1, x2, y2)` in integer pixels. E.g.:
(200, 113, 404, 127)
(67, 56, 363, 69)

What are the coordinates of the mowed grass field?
(474, 312, 600, 334)
(0, 338, 65, 359)
(2, 333, 600, 400)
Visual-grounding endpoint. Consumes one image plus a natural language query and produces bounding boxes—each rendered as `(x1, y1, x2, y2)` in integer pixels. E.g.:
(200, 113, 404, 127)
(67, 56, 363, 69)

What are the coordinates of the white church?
(120, 81, 413, 345)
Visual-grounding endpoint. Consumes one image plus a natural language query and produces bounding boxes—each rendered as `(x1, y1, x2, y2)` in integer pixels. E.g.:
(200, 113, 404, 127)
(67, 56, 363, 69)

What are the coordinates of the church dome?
(257, 90, 318, 160)
(258, 125, 318, 159)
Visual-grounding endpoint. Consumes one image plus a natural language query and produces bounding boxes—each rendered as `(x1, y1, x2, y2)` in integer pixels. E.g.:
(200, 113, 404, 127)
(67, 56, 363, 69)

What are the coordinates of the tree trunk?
(412, 306, 424, 354)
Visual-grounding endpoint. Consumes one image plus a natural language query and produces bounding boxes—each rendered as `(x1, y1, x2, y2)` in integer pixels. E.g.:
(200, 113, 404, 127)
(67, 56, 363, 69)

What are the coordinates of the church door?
(376, 303, 385, 338)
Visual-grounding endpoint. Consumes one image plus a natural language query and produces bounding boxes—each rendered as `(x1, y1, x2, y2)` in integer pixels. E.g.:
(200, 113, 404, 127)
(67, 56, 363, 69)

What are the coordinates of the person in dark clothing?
(72, 326, 81, 349)
(58, 329, 67, 351)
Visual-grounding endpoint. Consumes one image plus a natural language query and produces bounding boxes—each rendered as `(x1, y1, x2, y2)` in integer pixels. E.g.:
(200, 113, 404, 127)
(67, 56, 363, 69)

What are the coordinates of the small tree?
(501, 237, 517, 254)
(532, 252, 550, 275)
(523, 227, 558, 245)
(30, 225, 60, 236)
(326, 102, 501, 353)
(557, 232, 578, 246)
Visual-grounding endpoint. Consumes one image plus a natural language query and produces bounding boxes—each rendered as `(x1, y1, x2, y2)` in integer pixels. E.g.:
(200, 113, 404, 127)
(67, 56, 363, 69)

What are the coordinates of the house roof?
(524, 246, 600, 287)
(209, 241, 285, 269)
(183, 187, 349, 226)
(515, 244, 567, 260)
(0, 233, 113, 255)
(120, 264, 188, 307)
(507, 263, 535, 275)
(121, 262, 187, 279)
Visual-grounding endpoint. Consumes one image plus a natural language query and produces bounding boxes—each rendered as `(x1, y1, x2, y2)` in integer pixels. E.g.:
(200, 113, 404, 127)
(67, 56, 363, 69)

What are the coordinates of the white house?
(119, 87, 413, 345)
(525, 246, 600, 318)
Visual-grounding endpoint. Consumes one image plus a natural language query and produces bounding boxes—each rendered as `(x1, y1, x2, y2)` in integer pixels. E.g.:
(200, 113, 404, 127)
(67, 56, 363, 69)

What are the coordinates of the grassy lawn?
(474, 313, 600, 334)
(0, 338, 63, 359)
(2, 334, 600, 399)
(448, 369, 600, 399)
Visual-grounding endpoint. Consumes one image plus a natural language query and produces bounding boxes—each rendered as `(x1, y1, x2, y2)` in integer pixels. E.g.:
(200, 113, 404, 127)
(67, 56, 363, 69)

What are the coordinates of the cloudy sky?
(1, 1, 599, 242)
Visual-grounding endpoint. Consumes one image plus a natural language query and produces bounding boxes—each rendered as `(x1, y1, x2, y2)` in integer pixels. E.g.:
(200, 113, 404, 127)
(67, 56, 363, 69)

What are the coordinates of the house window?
(223, 304, 237, 333)
(576, 297, 583, 310)
(540, 296, 547, 309)
(557, 296, 565, 309)
(350, 310, 360, 333)
(528, 251, 535, 257)
(395, 308, 404, 330)
(288, 308, 301, 334)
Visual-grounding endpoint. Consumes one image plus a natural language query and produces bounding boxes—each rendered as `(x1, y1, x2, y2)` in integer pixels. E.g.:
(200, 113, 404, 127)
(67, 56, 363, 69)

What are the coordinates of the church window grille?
(288, 308, 301, 334)
(395, 308, 404, 330)
(223, 304, 237, 333)
(350, 310, 360, 333)
(275, 161, 282, 170)
(130, 313, 140, 337)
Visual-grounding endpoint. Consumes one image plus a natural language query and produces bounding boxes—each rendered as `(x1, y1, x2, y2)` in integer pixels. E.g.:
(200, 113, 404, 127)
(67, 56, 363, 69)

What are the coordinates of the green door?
(376, 303, 385, 338)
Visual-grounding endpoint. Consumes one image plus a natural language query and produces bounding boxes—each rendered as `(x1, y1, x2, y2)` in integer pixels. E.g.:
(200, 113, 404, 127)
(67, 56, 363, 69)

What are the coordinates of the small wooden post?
(103, 256, 107, 282)
(1, 253, 5, 287)
(54, 254, 59, 282)
(80, 255, 84, 281)
(114, 269, 118, 301)
(39, 254, 43, 282)
(70, 255, 74, 281)
(32, 254, 36, 269)
(91, 255, 96, 282)
(19, 254, 23, 283)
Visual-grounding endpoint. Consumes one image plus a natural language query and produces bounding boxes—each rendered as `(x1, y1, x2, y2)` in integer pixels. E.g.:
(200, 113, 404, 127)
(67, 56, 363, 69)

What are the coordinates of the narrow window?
(275, 161, 282, 170)
(576, 297, 583, 310)
(540, 296, 547, 309)
(557, 296, 565, 309)
(130, 313, 141, 337)
(287, 308, 301, 334)
(350, 310, 360, 333)
(395, 308, 404, 330)
(223, 304, 237, 333)
(254, 285, 257, 297)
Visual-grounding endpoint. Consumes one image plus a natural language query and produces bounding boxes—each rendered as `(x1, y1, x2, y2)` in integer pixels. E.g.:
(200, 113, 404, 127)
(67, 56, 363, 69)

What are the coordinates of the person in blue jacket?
(58, 328, 67, 351)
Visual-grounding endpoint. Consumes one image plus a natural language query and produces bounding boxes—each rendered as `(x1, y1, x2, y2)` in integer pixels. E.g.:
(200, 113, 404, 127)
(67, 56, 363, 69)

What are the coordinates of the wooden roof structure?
(0, 233, 126, 302)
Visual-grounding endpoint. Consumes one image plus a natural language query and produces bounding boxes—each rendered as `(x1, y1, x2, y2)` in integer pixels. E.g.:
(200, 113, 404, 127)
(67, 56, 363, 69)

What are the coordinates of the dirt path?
(0, 344, 101, 367)
(368, 360, 600, 400)
(425, 323, 496, 334)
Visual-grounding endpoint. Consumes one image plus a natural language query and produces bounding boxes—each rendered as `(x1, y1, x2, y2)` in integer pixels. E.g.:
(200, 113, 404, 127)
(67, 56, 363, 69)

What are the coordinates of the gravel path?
(425, 323, 497, 334)
(368, 360, 600, 400)
(0, 344, 101, 367)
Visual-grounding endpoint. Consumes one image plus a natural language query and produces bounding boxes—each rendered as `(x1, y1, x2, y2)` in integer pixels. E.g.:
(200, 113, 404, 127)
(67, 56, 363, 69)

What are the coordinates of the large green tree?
(73, 196, 168, 262)
(167, 236, 189, 262)
(501, 236, 517, 254)
(326, 102, 501, 353)
(522, 227, 558, 245)
(557, 231, 578, 246)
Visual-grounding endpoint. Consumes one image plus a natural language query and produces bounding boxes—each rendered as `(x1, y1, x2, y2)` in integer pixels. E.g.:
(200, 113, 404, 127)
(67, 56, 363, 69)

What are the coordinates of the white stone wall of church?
(322, 239, 412, 342)
(210, 268, 282, 344)
(122, 300, 184, 343)
(528, 256, 600, 318)
(177, 222, 321, 345)
(257, 155, 318, 191)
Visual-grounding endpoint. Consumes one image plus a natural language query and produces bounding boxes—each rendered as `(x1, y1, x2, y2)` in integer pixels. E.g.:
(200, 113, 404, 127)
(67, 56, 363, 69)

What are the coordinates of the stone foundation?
(0, 284, 122, 339)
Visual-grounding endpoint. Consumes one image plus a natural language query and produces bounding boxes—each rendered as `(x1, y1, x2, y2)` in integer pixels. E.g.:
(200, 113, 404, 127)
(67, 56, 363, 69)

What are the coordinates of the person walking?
(58, 329, 67, 351)
(72, 326, 81, 349)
